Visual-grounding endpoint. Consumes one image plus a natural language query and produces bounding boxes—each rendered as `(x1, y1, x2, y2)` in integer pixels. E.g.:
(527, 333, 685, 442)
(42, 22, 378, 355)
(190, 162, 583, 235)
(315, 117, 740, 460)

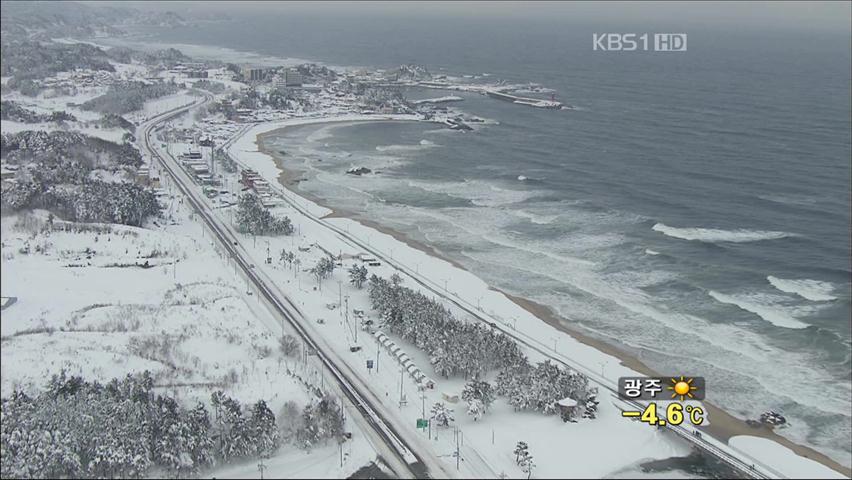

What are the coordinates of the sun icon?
(668, 376, 699, 401)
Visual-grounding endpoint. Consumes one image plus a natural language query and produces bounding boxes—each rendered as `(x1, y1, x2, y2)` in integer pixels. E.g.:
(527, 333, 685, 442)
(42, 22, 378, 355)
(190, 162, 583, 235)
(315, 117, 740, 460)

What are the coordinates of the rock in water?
(346, 166, 372, 176)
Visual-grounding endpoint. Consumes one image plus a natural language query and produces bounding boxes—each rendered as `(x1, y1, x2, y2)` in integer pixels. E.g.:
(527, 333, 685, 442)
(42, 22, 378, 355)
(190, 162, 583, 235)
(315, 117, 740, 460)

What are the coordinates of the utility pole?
(398, 368, 404, 408)
(344, 295, 350, 341)
(455, 426, 460, 470)
(376, 343, 380, 373)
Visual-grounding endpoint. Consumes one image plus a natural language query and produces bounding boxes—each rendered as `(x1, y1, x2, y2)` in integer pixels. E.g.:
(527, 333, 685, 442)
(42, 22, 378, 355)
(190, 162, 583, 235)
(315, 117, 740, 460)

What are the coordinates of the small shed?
(441, 392, 459, 404)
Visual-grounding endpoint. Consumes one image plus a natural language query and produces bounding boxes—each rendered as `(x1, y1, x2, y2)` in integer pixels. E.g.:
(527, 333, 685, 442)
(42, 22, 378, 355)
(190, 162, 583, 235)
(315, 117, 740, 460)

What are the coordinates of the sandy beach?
(254, 118, 850, 478)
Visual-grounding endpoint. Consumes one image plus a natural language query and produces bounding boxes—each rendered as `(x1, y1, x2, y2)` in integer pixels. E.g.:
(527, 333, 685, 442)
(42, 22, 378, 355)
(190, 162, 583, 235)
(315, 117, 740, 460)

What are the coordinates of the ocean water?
(141, 14, 852, 465)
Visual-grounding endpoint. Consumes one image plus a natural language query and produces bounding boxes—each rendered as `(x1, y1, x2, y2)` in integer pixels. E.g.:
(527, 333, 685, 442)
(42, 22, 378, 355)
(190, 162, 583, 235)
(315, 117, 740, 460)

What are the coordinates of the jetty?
(485, 89, 562, 109)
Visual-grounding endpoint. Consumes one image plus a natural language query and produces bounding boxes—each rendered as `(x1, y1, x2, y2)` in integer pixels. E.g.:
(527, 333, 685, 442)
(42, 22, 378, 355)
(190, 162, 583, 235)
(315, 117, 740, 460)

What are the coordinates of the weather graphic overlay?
(668, 376, 700, 401)
(618, 376, 707, 428)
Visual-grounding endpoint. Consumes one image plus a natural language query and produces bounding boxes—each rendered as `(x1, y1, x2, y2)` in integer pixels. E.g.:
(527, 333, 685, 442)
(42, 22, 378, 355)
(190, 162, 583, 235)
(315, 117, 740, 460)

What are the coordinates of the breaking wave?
(708, 291, 811, 329)
(375, 140, 438, 152)
(652, 223, 795, 243)
(513, 210, 559, 225)
(767, 276, 837, 302)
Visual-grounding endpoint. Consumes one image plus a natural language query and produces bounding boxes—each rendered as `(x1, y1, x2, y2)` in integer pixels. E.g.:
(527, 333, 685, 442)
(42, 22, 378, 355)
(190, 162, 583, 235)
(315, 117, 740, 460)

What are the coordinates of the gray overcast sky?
(98, 1, 851, 32)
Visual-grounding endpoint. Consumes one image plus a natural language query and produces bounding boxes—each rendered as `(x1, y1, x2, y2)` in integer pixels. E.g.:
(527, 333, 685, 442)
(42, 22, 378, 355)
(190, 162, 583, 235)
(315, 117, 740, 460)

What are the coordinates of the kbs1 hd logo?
(593, 33, 687, 52)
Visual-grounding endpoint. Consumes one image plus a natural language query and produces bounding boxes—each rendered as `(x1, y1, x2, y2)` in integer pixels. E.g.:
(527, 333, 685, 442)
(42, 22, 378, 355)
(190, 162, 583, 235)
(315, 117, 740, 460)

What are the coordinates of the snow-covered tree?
(462, 379, 494, 420)
(462, 379, 494, 411)
(365, 274, 593, 418)
(519, 450, 535, 479)
(235, 193, 294, 236)
(295, 404, 320, 452)
(466, 398, 484, 422)
(279, 334, 301, 357)
(315, 396, 346, 444)
(430, 402, 454, 428)
(582, 390, 599, 420)
(249, 400, 280, 459)
(513, 441, 529, 465)
(277, 400, 301, 443)
(311, 256, 335, 286)
(294, 396, 346, 452)
(348, 264, 368, 289)
(280, 249, 295, 268)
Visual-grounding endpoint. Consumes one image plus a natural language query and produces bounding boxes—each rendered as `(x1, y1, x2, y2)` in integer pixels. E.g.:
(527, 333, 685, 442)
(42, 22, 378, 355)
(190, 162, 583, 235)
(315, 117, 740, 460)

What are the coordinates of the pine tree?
(513, 441, 528, 465)
(519, 451, 535, 479)
(249, 400, 280, 459)
(348, 264, 368, 289)
(295, 404, 320, 452)
(466, 398, 484, 421)
(429, 402, 454, 428)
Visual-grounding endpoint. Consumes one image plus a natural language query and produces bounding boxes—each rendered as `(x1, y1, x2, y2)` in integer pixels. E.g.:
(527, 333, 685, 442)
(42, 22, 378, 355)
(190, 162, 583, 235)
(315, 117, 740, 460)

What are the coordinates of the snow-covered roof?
(557, 397, 578, 408)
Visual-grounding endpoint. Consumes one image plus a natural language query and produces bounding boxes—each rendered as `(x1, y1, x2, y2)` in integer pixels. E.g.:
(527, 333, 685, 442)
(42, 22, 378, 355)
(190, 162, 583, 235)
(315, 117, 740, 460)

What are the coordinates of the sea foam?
(652, 223, 795, 243)
(767, 276, 837, 301)
(708, 291, 811, 329)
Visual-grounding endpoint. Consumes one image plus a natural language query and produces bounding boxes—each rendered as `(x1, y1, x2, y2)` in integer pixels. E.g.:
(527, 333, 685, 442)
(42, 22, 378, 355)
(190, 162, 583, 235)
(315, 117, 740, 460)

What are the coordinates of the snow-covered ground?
(124, 91, 201, 124)
(0, 204, 376, 477)
(729, 436, 846, 479)
(0, 119, 128, 143)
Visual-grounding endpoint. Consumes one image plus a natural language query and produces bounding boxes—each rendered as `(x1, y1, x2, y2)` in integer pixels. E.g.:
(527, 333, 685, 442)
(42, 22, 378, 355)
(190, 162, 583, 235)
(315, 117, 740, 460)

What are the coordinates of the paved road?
(140, 96, 453, 480)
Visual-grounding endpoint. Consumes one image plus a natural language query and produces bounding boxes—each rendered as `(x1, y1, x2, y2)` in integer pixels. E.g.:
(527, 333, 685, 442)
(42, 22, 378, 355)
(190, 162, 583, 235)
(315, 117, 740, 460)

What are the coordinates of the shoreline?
(252, 117, 850, 477)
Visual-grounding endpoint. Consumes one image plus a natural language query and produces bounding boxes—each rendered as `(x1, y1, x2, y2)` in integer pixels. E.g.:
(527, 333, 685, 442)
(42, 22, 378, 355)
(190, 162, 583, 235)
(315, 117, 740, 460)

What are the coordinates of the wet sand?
(255, 122, 851, 477)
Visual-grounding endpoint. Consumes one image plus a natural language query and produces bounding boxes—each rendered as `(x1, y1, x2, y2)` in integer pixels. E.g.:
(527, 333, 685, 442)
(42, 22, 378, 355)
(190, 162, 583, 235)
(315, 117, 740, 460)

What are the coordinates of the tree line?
(367, 274, 595, 418)
(1, 370, 349, 479)
(1, 131, 159, 226)
(234, 193, 293, 236)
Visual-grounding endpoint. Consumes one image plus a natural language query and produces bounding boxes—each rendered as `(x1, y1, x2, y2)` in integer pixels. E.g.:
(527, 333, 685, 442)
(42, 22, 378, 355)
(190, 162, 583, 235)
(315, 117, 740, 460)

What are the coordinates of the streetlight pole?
(399, 367, 404, 408)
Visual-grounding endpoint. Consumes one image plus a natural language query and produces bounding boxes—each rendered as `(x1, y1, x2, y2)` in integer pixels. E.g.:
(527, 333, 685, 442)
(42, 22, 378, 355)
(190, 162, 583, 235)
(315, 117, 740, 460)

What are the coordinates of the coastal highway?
(139, 95, 454, 480)
(218, 118, 789, 479)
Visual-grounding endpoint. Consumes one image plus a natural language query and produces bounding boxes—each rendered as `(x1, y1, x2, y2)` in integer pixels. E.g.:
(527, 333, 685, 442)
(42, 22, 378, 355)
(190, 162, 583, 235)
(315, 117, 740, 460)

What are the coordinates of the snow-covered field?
(124, 91, 201, 124)
(0, 202, 376, 477)
(729, 436, 846, 479)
